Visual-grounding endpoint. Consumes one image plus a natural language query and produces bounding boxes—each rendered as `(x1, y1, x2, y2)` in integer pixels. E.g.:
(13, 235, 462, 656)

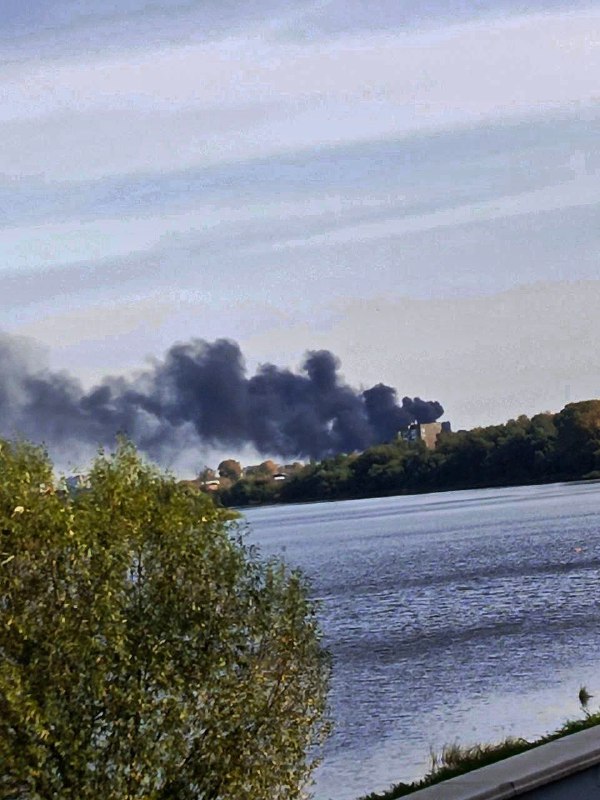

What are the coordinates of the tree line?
(213, 400, 600, 507)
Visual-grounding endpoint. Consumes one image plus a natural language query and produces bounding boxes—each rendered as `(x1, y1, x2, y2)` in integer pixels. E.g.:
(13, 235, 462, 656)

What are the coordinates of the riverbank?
(224, 473, 600, 511)
(214, 402, 600, 508)
(360, 709, 600, 799)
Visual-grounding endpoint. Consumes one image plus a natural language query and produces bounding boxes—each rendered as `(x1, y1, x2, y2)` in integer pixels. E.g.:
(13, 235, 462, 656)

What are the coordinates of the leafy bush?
(0, 440, 330, 800)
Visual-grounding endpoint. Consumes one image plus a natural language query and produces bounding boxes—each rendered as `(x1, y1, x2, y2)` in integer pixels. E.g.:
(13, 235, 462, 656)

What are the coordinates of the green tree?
(0, 440, 330, 800)
(197, 465, 217, 483)
(217, 459, 242, 482)
(246, 461, 279, 479)
(555, 400, 600, 476)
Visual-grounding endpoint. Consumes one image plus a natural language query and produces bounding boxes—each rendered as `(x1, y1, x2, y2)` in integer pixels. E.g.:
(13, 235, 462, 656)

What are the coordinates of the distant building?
(401, 421, 451, 450)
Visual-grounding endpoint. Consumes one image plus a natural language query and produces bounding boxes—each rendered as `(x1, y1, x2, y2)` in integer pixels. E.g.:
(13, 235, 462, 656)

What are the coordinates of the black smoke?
(0, 334, 443, 462)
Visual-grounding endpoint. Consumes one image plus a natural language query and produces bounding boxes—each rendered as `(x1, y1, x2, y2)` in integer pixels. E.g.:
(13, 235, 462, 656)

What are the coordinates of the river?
(242, 480, 600, 800)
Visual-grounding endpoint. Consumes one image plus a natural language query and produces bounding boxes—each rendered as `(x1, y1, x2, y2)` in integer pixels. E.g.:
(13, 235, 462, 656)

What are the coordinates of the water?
(242, 481, 600, 800)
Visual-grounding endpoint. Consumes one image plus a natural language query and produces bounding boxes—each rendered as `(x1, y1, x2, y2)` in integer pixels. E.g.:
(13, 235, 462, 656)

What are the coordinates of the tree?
(555, 400, 600, 476)
(217, 459, 242, 482)
(246, 460, 279, 479)
(197, 465, 216, 483)
(0, 440, 330, 800)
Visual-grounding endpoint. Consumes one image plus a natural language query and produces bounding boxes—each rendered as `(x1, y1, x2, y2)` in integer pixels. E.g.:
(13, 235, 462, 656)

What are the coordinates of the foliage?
(245, 461, 279, 478)
(218, 402, 600, 507)
(555, 400, 600, 476)
(197, 465, 217, 482)
(0, 440, 330, 800)
(217, 460, 242, 482)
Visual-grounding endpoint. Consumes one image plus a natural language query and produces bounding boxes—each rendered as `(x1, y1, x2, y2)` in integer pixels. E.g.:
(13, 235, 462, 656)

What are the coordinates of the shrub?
(0, 440, 330, 800)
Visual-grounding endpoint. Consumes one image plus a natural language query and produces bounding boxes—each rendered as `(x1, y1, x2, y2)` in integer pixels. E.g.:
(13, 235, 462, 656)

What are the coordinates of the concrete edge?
(404, 724, 600, 800)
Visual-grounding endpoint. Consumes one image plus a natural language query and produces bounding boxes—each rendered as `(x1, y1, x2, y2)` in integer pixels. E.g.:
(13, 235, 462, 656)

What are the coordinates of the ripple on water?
(244, 481, 600, 800)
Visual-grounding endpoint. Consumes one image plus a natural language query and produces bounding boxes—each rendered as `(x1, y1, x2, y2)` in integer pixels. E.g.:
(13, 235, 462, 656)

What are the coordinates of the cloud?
(269, 171, 600, 251)
(2, 193, 599, 362)
(1, 108, 598, 283)
(1, 9, 598, 180)
(240, 281, 600, 430)
(0, 187, 399, 273)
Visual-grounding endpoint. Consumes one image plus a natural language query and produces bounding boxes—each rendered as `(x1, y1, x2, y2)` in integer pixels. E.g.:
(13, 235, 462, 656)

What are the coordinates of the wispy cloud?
(1, 8, 598, 180)
(1, 109, 597, 278)
(269, 171, 600, 251)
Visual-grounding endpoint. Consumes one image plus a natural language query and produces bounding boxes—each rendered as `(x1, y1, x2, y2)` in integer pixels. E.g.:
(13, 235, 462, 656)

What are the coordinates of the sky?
(1, 0, 599, 469)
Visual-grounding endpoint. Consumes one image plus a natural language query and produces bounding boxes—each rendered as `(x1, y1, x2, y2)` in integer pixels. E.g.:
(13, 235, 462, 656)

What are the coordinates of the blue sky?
(2, 0, 599, 464)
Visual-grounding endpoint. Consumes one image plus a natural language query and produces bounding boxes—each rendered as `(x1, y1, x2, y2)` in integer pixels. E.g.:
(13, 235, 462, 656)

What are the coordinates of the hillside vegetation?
(213, 400, 600, 507)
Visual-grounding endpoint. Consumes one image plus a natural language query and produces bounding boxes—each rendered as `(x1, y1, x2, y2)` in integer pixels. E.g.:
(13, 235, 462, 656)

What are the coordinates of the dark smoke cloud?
(0, 333, 443, 462)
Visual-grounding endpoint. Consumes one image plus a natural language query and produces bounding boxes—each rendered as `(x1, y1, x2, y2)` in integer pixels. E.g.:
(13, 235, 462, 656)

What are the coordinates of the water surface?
(243, 481, 600, 800)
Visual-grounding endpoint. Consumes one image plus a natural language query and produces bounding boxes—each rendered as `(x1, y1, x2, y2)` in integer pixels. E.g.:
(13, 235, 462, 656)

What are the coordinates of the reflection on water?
(243, 482, 600, 800)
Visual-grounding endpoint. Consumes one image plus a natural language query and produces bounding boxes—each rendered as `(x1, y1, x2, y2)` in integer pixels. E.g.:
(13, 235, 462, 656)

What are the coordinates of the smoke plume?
(0, 333, 443, 462)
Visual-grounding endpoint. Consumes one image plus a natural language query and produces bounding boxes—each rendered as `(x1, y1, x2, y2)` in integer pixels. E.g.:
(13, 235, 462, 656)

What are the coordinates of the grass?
(358, 705, 600, 800)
